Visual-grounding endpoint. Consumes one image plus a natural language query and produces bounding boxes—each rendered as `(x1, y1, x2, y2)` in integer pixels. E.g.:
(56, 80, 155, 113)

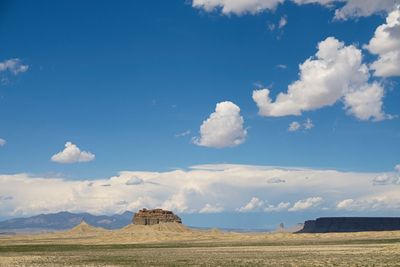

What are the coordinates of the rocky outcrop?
(297, 217, 400, 233)
(132, 208, 182, 225)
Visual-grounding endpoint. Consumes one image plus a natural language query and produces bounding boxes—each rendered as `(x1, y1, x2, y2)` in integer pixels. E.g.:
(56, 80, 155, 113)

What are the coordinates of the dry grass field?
(1, 222, 400, 266)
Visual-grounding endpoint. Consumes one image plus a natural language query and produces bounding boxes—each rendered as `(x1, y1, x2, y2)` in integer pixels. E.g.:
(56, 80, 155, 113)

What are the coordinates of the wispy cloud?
(175, 130, 191, 138)
(0, 138, 6, 147)
(0, 58, 29, 75)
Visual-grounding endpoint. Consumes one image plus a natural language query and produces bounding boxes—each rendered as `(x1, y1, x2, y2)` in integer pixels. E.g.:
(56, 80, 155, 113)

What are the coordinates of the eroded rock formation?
(132, 208, 182, 225)
(297, 217, 400, 233)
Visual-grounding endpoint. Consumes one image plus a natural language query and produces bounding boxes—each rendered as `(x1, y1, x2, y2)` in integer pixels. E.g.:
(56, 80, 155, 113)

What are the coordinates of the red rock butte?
(132, 208, 182, 225)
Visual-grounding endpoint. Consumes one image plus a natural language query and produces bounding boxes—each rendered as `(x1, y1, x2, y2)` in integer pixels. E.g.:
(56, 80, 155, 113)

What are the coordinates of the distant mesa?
(133, 208, 182, 225)
(297, 217, 400, 233)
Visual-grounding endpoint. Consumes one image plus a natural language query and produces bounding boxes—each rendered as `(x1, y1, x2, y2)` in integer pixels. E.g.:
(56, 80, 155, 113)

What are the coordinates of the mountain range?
(0, 211, 134, 233)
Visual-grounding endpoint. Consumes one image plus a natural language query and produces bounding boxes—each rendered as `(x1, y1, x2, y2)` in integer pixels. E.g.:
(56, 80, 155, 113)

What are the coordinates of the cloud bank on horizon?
(1, 164, 400, 218)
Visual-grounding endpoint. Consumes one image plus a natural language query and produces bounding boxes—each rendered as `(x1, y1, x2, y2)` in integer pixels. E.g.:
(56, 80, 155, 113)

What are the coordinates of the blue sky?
(0, 0, 400, 228)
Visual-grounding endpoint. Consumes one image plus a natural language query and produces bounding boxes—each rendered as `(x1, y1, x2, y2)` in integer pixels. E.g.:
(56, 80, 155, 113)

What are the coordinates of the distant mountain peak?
(0, 211, 135, 233)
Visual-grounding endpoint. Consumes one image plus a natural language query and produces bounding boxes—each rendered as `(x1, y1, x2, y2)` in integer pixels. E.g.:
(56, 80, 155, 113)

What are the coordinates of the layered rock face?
(132, 208, 182, 225)
(298, 217, 400, 233)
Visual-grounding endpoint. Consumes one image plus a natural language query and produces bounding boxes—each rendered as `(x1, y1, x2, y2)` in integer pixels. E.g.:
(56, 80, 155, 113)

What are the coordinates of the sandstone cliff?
(132, 208, 182, 225)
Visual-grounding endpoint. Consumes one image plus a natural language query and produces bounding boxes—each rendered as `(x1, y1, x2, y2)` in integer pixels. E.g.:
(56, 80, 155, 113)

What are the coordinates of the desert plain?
(0, 222, 400, 266)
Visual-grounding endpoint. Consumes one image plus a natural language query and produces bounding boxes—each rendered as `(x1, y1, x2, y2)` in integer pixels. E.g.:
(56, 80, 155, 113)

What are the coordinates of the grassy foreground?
(1, 223, 400, 266)
(1, 239, 400, 266)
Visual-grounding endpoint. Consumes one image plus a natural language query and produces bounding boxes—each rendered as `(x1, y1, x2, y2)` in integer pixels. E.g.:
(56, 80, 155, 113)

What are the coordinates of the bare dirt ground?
(1, 222, 400, 266)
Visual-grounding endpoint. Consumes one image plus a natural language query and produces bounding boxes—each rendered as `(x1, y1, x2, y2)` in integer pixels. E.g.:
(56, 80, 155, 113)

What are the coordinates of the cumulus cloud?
(292, 0, 334, 4)
(334, 0, 399, 20)
(193, 101, 247, 148)
(1, 164, 400, 217)
(237, 197, 291, 212)
(336, 198, 354, 209)
(373, 173, 400, 185)
(289, 196, 323, 211)
(253, 37, 388, 121)
(0, 58, 29, 75)
(294, 0, 400, 20)
(365, 8, 400, 77)
(264, 201, 291, 212)
(343, 83, 386, 121)
(192, 0, 284, 15)
(51, 142, 95, 164)
(192, 0, 398, 19)
(335, 193, 400, 211)
(199, 203, 224, 213)
(0, 138, 6, 147)
(237, 197, 265, 212)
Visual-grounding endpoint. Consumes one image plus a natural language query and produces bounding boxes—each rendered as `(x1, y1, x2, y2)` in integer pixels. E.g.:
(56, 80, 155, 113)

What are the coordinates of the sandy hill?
(121, 222, 191, 233)
(65, 221, 107, 235)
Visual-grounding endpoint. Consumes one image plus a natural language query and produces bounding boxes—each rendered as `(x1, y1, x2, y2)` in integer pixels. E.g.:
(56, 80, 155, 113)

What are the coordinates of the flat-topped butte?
(298, 217, 400, 233)
(132, 208, 182, 225)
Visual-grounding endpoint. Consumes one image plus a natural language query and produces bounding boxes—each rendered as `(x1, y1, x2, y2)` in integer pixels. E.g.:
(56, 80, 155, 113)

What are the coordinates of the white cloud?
(51, 142, 95, 164)
(288, 121, 301, 132)
(276, 64, 287, 69)
(1, 164, 400, 217)
(395, 164, 400, 172)
(192, 0, 284, 15)
(335, 193, 400, 211)
(0, 138, 6, 147)
(193, 101, 247, 148)
(289, 196, 323, 211)
(343, 83, 386, 121)
(303, 118, 314, 130)
(199, 203, 224, 213)
(373, 173, 400, 185)
(264, 201, 290, 212)
(238, 197, 292, 212)
(192, 0, 398, 19)
(278, 15, 288, 29)
(0, 58, 29, 75)
(288, 119, 314, 132)
(334, 0, 399, 21)
(365, 8, 400, 77)
(253, 37, 388, 121)
(292, 0, 334, 4)
(336, 198, 354, 209)
(237, 197, 265, 212)
(293, 0, 400, 20)
(175, 130, 191, 138)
